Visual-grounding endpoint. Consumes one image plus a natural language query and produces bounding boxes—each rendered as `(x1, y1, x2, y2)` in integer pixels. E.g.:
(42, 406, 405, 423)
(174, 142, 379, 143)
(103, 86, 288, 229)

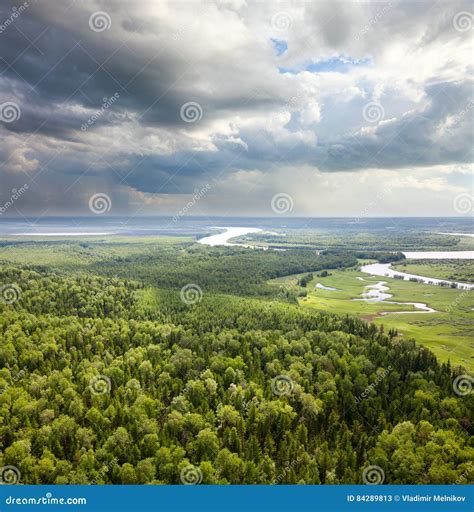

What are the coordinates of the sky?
(0, 0, 473, 219)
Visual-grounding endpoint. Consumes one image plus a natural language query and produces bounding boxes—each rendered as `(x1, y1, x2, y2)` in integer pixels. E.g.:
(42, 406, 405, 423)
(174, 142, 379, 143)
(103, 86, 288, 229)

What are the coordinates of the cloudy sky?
(0, 0, 472, 218)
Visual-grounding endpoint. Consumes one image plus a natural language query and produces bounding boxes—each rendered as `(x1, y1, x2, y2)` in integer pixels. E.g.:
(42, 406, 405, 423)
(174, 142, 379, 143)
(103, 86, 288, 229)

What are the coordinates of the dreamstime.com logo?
(89, 193, 112, 214)
(271, 11, 293, 32)
(452, 374, 473, 396)
(180, 284, 203, 305)
(0, 2, 29, 34)
(453, 192, 473, 214)
(0, 184, 29, 215)
(89, 11, 111, 32)
(180, 465, 203, 485)
(180, 102, 203, 123)
(453, 11, 472, 32)
(271, 375, 294, 396)
(271, 193, 293, 214)
(0, 284, 21, 304)
(0, 101, 21, 123)
(0, 465, 21, 484)
(89, 375, 112, 395)
(362, 465, 385, 485)
(5, 492, 87, 505)
(363, 101, 384, 123)
(81, 93, 120, 131)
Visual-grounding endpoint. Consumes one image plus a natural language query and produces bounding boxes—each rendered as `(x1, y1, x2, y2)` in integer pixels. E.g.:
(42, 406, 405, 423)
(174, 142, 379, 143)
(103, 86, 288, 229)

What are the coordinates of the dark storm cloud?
(0, 0, 472, 215)
(314, 80, 474, 171)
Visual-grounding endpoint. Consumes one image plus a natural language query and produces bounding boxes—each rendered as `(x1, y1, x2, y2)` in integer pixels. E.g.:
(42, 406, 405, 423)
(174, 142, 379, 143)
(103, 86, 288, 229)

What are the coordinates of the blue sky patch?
(279, 56, 373, 74)
(271, 38, 288, 56)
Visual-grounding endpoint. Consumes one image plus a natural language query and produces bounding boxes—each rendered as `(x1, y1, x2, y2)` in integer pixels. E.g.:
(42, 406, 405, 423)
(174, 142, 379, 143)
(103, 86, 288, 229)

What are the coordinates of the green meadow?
(392, 260, 474, 283)
(270, 265, 473, 371)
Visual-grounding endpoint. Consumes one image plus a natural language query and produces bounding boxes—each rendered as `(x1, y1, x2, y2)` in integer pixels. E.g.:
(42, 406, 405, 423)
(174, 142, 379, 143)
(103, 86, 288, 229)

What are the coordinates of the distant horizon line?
(0, 215, 472, 220)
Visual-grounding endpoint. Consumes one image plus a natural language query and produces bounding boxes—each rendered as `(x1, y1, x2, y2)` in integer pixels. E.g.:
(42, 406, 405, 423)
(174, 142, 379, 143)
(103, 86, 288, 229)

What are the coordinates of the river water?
(197, 227, 262, 246)
(199, 227, 474, 315)
(360, 263, 474, 290)
(199, 227, 474, 290)
(352, 280, 438, 314)
(402, 251, 474, 259)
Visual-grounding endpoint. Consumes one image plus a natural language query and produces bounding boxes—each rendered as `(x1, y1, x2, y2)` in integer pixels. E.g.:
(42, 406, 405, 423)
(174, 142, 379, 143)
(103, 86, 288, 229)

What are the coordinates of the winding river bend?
(199, 227, 474, 292)
(198, 227, 262, 247)
(359, 263, 474, 291)
(352, 280, 438, 314)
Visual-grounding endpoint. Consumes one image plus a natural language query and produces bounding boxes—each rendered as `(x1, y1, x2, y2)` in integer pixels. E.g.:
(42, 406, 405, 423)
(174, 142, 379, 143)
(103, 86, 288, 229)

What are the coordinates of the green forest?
(0, 240, 473, 485)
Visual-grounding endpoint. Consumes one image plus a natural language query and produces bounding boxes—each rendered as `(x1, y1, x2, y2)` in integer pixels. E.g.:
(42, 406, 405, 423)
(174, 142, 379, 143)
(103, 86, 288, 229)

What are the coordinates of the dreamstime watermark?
(172, 184, 211, 222)
(0, 2, 29, 34)
(180, 284, 203, 305)
(362, 465, 385, 485)
(448, 101, 474, 132)
(453, 11, 472, 33)
(269, 89, 304, 124)
(180, 369, 210, 397)
(88, 193, 112, 214)
(446, 289, 471, 313)
(452, 374, 473, 396)
(354, 1, 393, 40)
(271, 11, 293, 32)
(353, 189, 390, 223)
(271, 193, 293, 214)
(0, 184, 28, 215)
(180, 465, 203, 485)
(89, 11, 111, 32)
(0, 284, 21, 304)
(89, 375, 112, 395)
(354, 366, 393, 405)
(171, 29, 184, 42)
(5, 493, 87, 505)
(81, 93, 120, 131)
(362, 101, 385, 123)
(0, 366, 27, 396)
(90, 457, 118, 485)
(262, 281, 294, 312)
(454, 462, 473, 485)
(271, 375, 294, 396)
(0, 465, 21, 484)
(275, 456, 302, 484)
(361, 283, 384, 304)
(0, 101, 21, 123)
(180, 102, 203, 123)
(453, 192, 473, 214)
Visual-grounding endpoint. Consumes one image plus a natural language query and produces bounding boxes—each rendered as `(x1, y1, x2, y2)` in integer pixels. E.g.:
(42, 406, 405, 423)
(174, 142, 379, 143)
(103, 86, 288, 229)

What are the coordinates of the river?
(199, 226, 474, 313)
(197, 227, 262, 247)
(199, 227, 474, 290)
(352, 280, 438, 314)
(402, 251, 474, 259)
(360, 263, 474, 290)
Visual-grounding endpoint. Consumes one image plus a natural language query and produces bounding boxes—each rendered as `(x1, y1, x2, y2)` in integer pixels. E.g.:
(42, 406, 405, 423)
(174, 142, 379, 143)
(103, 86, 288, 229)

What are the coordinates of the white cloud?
(0, 0, 472, 216)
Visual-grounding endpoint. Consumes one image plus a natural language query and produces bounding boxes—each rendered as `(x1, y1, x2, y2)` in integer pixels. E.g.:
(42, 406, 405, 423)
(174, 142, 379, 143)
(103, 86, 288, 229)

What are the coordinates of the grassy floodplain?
(392, 260, 474, 283)
(270, 264, 473, 371)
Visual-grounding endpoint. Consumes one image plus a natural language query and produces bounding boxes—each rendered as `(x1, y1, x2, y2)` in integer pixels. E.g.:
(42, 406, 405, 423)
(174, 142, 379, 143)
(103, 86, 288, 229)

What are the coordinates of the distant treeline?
(321, 250, 405, 263)
(90, 247, 358, 297)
